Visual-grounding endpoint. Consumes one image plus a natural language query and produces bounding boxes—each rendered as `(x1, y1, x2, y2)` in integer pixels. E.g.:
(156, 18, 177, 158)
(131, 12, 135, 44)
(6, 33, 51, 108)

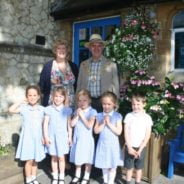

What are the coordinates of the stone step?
(0, 154, 24, 184)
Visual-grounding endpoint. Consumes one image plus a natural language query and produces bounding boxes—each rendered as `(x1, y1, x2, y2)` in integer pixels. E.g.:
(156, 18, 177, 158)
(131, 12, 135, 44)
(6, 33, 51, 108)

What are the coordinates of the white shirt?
(124, 111, 153, 147)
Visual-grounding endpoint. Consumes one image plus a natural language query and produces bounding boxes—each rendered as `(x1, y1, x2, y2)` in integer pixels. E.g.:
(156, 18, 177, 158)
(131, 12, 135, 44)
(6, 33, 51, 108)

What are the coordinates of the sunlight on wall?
(0, 85, 25, 113)
(0, 27, 4, 42)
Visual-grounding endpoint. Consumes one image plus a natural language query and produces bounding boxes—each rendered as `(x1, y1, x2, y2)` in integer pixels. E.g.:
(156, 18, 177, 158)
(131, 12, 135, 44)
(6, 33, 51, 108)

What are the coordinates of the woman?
(39, 39, 78, 107)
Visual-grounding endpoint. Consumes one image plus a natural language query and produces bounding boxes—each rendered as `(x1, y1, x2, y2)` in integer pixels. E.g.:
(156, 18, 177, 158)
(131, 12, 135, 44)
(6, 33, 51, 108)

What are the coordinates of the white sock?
(52, 173, 58, 184)
(58, 174, 65, 184)
(102, 169, 109, 183)
(75, 169, 81, 178)
(108, 169, 116, 184)
(72, 169, 81, 182)
(32, 175, 36, 180)
(83, 171, 90, 180)
(52, 172, 58, 180)
(31, 176, 39, 184)
(59, 172, 65, 180)
(26, 176, 32, 183)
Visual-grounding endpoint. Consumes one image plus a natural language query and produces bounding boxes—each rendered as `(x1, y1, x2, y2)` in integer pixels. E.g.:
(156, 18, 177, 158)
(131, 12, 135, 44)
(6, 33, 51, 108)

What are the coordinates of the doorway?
(73, 16, 121, 66)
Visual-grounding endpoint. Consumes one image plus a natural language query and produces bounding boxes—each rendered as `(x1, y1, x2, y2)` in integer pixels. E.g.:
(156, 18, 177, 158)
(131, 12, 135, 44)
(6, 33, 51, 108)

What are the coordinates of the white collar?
(103, 110, 114, 116)
(81, 106, 91, 113)
(52, 104, 64, 111)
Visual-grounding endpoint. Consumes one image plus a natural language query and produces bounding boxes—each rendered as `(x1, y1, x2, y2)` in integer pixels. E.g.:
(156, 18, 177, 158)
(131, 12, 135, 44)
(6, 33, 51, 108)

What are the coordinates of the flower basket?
(105, 6, 159, 74)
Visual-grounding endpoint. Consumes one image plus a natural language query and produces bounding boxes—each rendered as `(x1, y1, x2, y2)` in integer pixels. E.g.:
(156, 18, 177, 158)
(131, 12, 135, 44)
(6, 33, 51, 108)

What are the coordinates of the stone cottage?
(0, 0, 184, 148)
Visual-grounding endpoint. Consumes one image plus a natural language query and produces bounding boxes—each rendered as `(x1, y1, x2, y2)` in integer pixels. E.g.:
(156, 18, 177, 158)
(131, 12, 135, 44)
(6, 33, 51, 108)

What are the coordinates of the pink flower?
(131, 20, 138, 26)
(131, 80, 137, 85)
(172, 82, 179, 89)
(150, 76, 155, 80)
(141, 23, 146, 30)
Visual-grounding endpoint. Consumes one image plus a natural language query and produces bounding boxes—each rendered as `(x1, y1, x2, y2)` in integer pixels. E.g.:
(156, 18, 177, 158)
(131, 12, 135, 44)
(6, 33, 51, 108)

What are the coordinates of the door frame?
(72, 16, 121, 66)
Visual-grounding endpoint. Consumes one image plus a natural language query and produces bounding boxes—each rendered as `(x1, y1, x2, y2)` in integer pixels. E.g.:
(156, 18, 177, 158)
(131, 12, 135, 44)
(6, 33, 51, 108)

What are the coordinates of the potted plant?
(119, 70, 184, 183)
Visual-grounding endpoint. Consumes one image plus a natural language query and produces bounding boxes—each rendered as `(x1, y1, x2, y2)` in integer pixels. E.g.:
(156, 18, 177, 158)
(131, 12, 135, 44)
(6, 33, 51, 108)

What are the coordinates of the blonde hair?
(76, 89, 92, 104)
(52, 39, 70, 60)
(101, 91, 119, 110)
(52, 86, 67, 103)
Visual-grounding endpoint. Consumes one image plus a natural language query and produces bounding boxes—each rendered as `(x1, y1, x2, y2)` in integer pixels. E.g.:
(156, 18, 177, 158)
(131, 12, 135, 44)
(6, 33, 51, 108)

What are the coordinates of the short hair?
(101, 91, 118, 109)
(25, 85, 41, 97)
(52, 39, 70, 60)
(76, 89, 91, 104)
(131, 92, 146, 103)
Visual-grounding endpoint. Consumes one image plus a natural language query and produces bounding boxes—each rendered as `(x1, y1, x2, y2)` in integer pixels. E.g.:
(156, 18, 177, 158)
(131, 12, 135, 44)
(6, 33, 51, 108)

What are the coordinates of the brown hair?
(101, 91, 118, 110)
(25, 85, 41, 97)
(52, 39, 70, 60)
(76, 89, 92, 104)
(131, 92, 146, 103)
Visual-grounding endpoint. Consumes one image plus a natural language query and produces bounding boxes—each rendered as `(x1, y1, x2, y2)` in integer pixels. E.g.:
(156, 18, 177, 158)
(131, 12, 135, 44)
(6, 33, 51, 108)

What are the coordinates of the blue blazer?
(39, 60, 78, 106)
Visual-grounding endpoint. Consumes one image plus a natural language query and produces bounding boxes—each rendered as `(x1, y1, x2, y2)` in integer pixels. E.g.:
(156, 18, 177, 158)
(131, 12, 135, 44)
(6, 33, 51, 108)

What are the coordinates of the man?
(77, 34, 119, 112)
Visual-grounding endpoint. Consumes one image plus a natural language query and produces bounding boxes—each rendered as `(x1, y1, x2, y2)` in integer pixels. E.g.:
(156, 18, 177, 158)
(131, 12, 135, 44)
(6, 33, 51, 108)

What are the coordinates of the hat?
(84, 34, 107, 48)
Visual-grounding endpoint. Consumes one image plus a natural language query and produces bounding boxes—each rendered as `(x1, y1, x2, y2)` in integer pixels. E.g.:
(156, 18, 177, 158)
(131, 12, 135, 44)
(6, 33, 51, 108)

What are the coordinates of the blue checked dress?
(15, 104, 45, 162)
(45, 105, 72, 156)
(95, 111, 124, 168)
(70, 107, 97, 165)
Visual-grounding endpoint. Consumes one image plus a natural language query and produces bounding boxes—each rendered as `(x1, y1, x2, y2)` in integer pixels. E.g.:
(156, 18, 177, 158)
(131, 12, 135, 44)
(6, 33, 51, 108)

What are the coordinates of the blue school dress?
(95, 111, 124, 169)
(15, 104, 45, 162)
(70, 107, 97, 165)
(45, 105, 72, 156)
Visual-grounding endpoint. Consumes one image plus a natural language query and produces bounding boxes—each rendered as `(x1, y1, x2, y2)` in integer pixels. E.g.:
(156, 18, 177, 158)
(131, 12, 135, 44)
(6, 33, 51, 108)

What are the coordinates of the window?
(171, 11, 184, 71)
(73, 16, 121, 66)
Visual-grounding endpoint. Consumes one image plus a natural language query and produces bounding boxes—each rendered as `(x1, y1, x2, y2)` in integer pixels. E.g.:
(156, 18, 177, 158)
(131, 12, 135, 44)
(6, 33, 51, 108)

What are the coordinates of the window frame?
(171, 28, 184, 72)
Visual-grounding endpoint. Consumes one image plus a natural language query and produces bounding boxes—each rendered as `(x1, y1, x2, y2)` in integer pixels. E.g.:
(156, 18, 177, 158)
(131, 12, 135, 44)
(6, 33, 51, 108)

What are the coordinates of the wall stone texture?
(0, 0, 63, 145)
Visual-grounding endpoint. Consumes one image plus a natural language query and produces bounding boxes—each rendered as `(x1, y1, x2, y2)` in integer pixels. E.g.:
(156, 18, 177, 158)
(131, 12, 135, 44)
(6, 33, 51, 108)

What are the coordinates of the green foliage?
(0, 136, 13, 156)
(0, 144, 12, 156)
(105, 6, 159, 73)
(119, 70, 184, 135)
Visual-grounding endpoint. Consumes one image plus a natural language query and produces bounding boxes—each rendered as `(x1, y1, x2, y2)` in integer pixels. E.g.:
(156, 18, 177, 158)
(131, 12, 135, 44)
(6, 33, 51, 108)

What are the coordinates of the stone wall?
(0, 0, 63, 145)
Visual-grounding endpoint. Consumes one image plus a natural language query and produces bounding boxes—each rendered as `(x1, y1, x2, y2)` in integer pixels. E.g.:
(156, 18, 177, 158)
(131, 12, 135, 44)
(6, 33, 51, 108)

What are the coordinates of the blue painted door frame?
(73, 16, 121, 66)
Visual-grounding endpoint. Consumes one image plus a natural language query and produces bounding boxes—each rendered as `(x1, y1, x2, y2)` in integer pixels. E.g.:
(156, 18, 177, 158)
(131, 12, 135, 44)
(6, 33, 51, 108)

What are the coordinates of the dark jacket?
(39, 60, 78, 106)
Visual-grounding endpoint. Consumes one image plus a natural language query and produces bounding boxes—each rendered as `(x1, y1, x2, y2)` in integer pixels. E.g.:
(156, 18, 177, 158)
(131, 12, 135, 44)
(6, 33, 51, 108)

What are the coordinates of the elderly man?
(77, 34, 119, 112)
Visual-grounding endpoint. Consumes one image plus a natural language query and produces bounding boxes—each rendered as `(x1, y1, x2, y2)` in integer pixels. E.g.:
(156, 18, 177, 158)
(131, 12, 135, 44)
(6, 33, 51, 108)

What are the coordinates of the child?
(94, 91, 124, 184)
(124, 92, 153, 184)
(43, 87, 72, 184)
(70, 89, 97, 184)
(8, 85, 45, 184)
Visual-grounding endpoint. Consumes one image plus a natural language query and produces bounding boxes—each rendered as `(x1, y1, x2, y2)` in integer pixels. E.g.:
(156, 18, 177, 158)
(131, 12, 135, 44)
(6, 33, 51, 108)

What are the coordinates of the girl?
(43, 86, 72, 184)
(8, 85, 45, 184)
(94, 91, 124, 184)
(70, 89, 97, 184)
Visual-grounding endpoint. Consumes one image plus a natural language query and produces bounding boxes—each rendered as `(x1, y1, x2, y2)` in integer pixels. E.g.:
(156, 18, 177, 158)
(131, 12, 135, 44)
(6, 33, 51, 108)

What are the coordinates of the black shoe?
(51, 179, 58, 184)
(32, 179, 41, 184)
(70, 176, 80, 184)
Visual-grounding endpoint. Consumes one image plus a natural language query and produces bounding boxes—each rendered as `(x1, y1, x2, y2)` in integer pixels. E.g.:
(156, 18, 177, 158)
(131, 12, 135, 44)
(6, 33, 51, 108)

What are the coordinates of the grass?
(0, 144, 13, 156)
